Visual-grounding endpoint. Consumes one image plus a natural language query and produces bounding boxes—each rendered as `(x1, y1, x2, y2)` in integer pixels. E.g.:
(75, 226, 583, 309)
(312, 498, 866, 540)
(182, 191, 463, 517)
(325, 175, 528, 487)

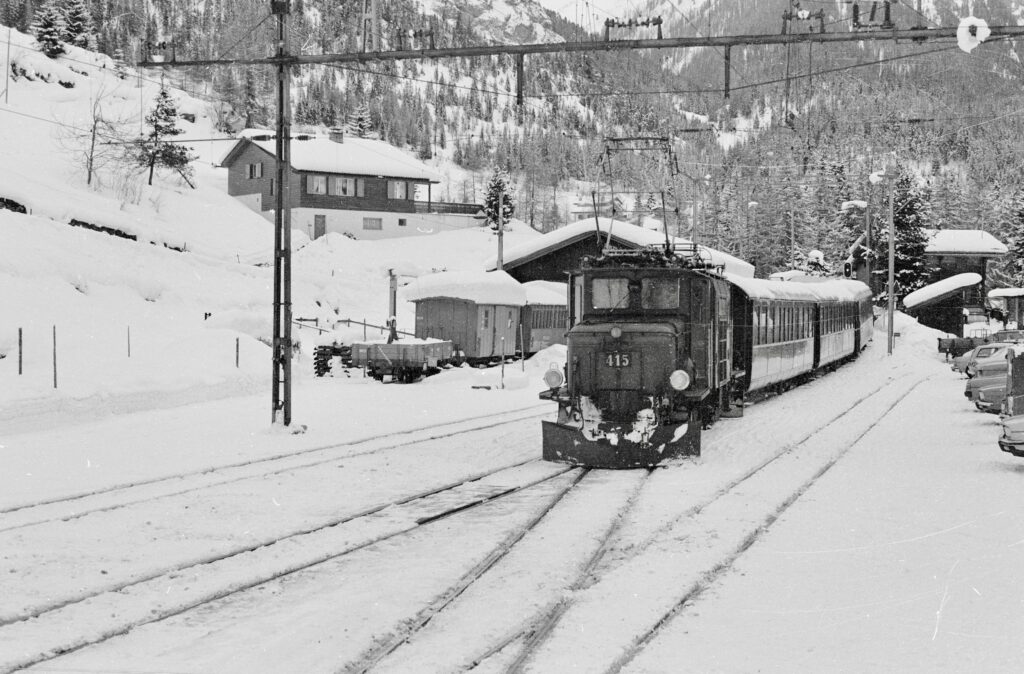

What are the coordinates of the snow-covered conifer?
(872, 169, 934, 303)
(60, 0, 96, 50)
(483, 168, 514, 233)
(31, 1, 67, 58)
(135, 86, 197, 187)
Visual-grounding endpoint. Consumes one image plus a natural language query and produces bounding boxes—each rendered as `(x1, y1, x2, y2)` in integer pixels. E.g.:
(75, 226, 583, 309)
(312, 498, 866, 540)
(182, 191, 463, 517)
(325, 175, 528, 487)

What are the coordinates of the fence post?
(127, 325, 131, 358)
(52, 325, 57, 389)
(18, 327, 22, 375)
(236, 337, 240, 368)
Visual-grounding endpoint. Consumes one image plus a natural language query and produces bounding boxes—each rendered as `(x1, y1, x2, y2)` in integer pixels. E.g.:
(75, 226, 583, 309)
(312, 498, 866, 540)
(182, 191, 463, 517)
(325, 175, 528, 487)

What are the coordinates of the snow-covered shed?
(924, 229, 1007, 306)
(903, 273, 983, 336)
(403, 270, 526, 360)
(484, 219, 755, 283)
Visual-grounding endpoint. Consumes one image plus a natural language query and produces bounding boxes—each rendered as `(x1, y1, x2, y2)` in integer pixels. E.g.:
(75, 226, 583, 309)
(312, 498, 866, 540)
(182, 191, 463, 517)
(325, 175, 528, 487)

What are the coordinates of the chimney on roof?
(328, 127, 345, 143)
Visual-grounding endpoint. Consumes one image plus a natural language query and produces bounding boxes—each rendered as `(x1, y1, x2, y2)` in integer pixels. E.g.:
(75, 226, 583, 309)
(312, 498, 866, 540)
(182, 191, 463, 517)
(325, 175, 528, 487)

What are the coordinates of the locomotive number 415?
(604, 352, 632, 368)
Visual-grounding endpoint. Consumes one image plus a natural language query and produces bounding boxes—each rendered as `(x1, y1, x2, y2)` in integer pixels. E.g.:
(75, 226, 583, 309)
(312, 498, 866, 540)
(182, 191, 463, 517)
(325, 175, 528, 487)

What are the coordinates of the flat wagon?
(349, 338, 453, 382)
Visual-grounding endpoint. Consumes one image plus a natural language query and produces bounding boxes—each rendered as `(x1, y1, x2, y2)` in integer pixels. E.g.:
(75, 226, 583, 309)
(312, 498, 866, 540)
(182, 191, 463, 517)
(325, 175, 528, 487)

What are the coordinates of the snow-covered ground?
(3, 23, 1024, 674)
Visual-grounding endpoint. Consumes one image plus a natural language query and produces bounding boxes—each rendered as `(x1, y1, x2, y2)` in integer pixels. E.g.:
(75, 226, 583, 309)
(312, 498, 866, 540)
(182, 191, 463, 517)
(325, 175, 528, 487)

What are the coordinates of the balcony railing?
(413, 201, 483, 216)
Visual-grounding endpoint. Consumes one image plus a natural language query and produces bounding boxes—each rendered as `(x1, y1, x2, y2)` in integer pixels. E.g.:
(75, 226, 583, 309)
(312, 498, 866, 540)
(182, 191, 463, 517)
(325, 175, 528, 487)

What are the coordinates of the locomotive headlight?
(610, 326, 623, 339)
(669, 369, 691, 391)
(543, 368, 564, 389)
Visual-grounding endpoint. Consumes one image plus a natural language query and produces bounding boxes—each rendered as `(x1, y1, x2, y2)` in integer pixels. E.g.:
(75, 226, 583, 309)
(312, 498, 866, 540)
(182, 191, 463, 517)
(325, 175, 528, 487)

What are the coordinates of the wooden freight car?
(520, 280, 568, 355)
(405, 270, 527, 364)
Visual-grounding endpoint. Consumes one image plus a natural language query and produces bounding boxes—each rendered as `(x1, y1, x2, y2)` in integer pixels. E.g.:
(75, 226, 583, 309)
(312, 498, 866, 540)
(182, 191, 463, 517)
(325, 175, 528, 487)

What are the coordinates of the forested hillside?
(5, 0, 1024, 284)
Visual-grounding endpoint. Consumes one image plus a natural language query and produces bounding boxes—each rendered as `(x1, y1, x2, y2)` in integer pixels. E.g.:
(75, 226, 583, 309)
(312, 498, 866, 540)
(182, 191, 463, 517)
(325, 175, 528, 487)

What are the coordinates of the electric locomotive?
(539, 244, 872, 468)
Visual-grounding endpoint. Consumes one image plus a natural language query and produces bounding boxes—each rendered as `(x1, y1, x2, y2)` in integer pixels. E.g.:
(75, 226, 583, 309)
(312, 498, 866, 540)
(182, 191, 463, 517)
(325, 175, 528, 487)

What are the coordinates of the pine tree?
(1003, 190, 1024, 288)
(31, 1, 66, 58)
(135, 86, 197, 187)
(347, 102, 375, 138)
(871, 169, 934, 303)
(483, 169, 514, 232)
(60, 0, 95, 50)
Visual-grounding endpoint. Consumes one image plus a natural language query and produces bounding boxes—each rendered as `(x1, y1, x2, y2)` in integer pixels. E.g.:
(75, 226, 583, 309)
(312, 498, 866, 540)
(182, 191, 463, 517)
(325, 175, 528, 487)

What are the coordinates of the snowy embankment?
(0, 21, 544, 433)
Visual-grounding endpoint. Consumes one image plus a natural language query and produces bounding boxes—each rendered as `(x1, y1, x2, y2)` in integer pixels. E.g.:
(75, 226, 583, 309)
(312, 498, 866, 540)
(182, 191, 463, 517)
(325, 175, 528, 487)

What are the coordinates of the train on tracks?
(539, 243, 874, 468)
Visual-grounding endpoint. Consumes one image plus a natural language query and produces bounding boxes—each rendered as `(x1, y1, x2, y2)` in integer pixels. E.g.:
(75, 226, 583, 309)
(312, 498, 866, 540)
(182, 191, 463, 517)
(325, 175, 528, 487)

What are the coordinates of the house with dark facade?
(219, 129, 482, 240)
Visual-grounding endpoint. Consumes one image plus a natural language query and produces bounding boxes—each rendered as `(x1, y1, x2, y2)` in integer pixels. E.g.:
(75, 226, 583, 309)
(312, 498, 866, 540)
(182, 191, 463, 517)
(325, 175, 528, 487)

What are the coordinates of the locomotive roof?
(725, 273, 872, 302)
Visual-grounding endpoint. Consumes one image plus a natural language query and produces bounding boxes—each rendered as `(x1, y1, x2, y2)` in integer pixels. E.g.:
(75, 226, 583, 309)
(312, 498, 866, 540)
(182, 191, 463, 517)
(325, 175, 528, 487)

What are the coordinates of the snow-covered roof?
(403, 270, 527, 306)
(988, 287, 1024, 299)
(523, 280, 567, 306)
(903, 273, 982, 309)
(485, 219, 755, 278)
(725, 274, 873, 302)
(768, 270, 808, 281)
(224, 136, 442, 183)
(925, 229, 1007, 257)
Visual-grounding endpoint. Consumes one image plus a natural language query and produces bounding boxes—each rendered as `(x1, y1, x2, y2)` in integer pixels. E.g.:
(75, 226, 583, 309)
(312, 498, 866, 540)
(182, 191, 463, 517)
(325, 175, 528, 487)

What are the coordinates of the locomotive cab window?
(592, 278, 632, 310)
(641, 278, 679, 310)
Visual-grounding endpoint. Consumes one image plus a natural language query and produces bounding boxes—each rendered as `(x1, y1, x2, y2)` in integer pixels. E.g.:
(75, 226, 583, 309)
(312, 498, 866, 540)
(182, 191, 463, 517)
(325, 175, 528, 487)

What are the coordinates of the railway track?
(0, 404, 552, 533)
(526, 373, 933, 673)
(346, 371, 929, 673)
(0, 457, 575, 673)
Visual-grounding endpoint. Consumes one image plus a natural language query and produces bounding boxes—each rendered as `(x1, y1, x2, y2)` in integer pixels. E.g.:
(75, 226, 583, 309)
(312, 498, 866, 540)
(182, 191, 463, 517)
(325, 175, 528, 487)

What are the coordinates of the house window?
(388, 180, 408, 199)
(362, 217, 383, 230)
(329, 177, 364, 197)
(247, 162, 263, 179)
(307, 175, 327, 195)
(398, 218, 407, 227)
(269, 179, 274, 195)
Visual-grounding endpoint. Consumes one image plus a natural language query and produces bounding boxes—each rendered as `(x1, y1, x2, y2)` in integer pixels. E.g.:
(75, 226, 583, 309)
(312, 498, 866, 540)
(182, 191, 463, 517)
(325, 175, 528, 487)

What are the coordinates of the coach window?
(641, 278, 679, 309)
(592, 278, 630, 309)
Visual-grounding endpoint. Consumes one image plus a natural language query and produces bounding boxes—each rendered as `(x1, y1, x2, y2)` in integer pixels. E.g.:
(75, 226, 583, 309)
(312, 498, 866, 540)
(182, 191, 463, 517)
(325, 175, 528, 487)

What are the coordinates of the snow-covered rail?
(0, 405, 551, 533)
(0, 459, 572, 673)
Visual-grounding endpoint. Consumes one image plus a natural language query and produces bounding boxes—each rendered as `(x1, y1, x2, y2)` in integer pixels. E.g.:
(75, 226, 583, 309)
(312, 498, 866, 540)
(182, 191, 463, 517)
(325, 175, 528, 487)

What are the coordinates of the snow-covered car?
(998, 415, 1024, 456)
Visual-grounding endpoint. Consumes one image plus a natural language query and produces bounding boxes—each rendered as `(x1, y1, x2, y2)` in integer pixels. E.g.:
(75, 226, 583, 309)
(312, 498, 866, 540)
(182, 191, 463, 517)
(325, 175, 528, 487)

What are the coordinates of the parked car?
(990, 329, 1024, 343)
(965, 351, 1010, 413)
(952, 345, 984, 374)
(962, 344, 1011, 378)
(998, 415, 1024, 456)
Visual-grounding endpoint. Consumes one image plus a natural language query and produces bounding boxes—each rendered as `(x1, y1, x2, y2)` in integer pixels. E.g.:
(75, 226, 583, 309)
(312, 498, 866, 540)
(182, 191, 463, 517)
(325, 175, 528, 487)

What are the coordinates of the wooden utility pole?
(496, 190, 504, 270)
(271, 0, 292, 425)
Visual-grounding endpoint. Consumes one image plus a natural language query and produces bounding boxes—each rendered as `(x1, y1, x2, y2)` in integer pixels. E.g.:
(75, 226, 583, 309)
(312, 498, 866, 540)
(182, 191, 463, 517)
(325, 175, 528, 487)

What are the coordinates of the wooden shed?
(404, 270, 527, 361)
